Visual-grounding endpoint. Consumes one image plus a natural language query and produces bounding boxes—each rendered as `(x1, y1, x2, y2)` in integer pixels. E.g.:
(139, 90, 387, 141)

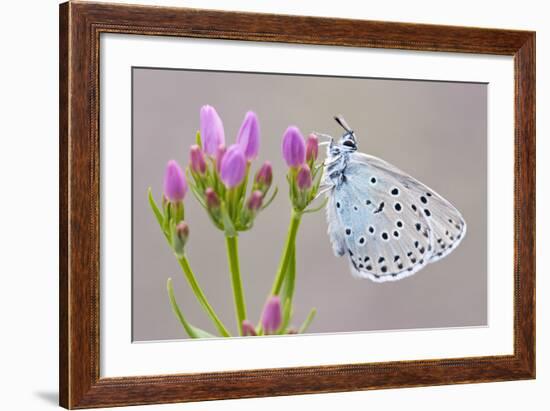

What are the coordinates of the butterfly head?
(322, 116, 359, 185)
(332, 115, 357, 154)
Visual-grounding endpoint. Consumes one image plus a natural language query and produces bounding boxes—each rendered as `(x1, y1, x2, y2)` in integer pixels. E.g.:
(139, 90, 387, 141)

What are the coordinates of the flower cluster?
(149, 158, 232, 337)
(149, 105, 321, 339)
(187, 106, 277, 236)
(151, 160, 189, 257)
(242, 295, 315, 336)
(281, 127, 323, 212)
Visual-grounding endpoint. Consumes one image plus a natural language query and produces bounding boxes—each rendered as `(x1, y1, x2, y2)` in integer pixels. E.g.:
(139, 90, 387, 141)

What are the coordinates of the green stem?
(225, 235, 247, 335)
(271, 210, 302, 295)
(282, 244, 296, 303)
(177, 256, 231, 337)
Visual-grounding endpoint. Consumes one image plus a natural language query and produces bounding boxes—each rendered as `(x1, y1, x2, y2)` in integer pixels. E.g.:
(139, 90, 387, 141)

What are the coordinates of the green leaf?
(167, 278, 216, 339)
(148, 187, 165, 228)
(278, 297, 293, 334)
(298, 308, 317, 334)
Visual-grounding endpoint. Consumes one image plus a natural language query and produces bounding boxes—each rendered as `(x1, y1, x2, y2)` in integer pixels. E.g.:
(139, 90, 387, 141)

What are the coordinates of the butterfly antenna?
(334, 115, 353, 134)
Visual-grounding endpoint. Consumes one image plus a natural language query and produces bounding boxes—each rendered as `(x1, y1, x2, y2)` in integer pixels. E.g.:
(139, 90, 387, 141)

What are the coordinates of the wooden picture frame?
(59, 1, 535, 408)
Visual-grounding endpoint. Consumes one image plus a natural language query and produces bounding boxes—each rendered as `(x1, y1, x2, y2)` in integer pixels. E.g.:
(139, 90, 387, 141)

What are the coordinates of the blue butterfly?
(319, 116, 467, 282)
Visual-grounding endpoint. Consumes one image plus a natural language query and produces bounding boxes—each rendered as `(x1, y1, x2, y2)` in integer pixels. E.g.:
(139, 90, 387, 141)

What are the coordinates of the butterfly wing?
(326, 152, 466, 282)
(354, 153, 467, 262)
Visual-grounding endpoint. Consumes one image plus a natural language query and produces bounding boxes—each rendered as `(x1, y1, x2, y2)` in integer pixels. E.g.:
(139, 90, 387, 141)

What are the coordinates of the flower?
(261, 296, 282, 334)
(241, 320, 257, 336)
(236, 111, 260, 160)
(296, 164, 312, 190)
(205, 187, 220, 210)
(172, 221, 189, 256)
(305, 134, 319, 163)
(163, 160, 187, 202)
(254, 161, 273, 191)
(220, 145, 246, 188)
(247, 191, 263, 211)
(200, 105, 225, 156)
(282, 126, 305, 167)
(189, 144, 206, 174)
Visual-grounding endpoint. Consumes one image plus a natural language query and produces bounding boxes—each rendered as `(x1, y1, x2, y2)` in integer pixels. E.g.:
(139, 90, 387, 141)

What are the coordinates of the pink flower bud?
(247, 190, 263, 211)
(176, 221, 189, 242)
(205, 187, 220, 210)
(305, 134, 319, 162)
(241, 320, 257, 336)
(296, 164, 312, 190)
(163, 160, 187, 202)
(254, 161, 273, 189)
(282, 126, 305, 168)
(236, 111, 260, 160)
(200, 105, 225, 156)
(220, 145, 246, 188)
(172, 221, 189, 256)
(261, 296, 282, 334)
(189, 144, 206, 174)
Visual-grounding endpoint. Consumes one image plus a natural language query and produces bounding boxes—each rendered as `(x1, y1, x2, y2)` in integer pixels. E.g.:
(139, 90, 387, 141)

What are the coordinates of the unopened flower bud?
(261, 296, 282, 334)
(236, 111, 260, 161)
(200, 105, 225, 156)
(189, 144, 206, 174)
(296, 164, 312, 190)
(305, 134, 319, 162)
(247, 190, 263, 211)
(205, 187, 220, 210)
(282, 126, 305, 168)
(172, 221, 189, 256)
(241, 320, 257, 336)
(220, 145, 246, 188)
(163, 160, 187, 202)
(254, 161, 273, 191)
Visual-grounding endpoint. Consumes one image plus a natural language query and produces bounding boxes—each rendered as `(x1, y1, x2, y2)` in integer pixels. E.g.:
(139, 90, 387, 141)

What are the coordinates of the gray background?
(132, 67, 487, 341)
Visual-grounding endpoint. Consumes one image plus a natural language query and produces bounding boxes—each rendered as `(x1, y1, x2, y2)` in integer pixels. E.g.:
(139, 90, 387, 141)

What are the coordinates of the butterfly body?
(322, 117, 466, 282)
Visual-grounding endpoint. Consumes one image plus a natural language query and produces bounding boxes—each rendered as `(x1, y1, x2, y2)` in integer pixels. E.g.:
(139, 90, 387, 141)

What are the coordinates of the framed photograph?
(59, 2, 535, 408)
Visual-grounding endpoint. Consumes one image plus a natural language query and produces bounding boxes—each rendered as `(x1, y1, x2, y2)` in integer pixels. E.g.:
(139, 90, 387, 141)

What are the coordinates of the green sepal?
(167, 278, 216, 339)
(260, 186, 278, 211)
(172, 201, 185, 224)
(236, 163, 251, 207)
(303, 196, 329, 214)
(187, 178, 207, 209)
(195, 130, 202, 148)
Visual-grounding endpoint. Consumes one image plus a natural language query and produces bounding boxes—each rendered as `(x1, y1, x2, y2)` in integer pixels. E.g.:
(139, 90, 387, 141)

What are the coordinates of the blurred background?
(132, 67, 487, 341)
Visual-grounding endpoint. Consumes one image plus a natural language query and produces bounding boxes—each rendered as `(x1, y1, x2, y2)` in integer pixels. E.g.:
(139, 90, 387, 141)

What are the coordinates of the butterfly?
(319, 116, 467, 282)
